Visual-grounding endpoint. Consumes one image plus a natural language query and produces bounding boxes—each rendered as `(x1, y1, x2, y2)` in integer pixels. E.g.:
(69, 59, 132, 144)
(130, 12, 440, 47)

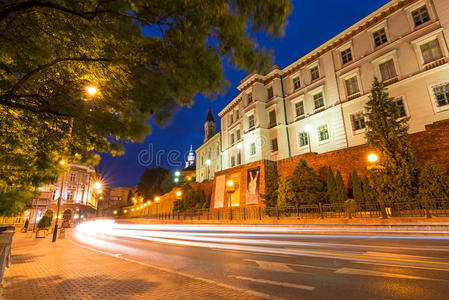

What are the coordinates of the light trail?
(74, 220, 449, 272)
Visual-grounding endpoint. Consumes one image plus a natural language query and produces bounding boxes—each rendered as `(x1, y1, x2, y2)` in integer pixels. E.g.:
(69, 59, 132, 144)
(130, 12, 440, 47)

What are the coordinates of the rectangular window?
(395, 98, 407, 117)
(236, 129, 241, 141)
(295, 101, 304, 117)
(269, 110, 276, 126)
(298, 132, 308, 147)
(313, 92, 325, 109)
(318, 125, 330, 142)
(250, 143, 256, 155)
(420, 39, 443, 64)
(237, 152, 241, 165)
(293, 76, 301, 90)
(379, 59, 397, 81)
(351, 112, 366, 131)
(267, 87, 274, 99)
(373, 28, 388, 47)
(70, 173, 75, 182)
(310, 66, 320, 81)
(235, 109, 239, 120)
(248, 115, 255, 129)
(247, 93, 253, 104)
(230, 133, 235, 145)
(231, 156, 235, 167)
(341, 48, 353, 64)
(345, 76, 360, 96)
(412, 5, 430, 27)
(432, 83, 449, 108)
(67, 190, 73, 201)
(271, 138, 278, 152)
(229, 114, 234, 125)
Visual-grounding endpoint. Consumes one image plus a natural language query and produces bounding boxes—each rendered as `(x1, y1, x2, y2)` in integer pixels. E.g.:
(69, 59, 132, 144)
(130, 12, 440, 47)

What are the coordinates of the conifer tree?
(364, 78, 419, 204)
(335, 170, 347, 203)
(290, 160, 326, 205)
(419, 163, 449, 207)
(362, 176, 376, 204)
(277, 177, 295, 208)
(327, 167, 337, 203)
(262, 162, 280, 207)
(352, 170, 364, 203)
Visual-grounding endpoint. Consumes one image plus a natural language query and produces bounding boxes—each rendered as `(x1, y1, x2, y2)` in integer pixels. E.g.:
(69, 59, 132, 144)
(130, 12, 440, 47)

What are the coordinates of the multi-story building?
(97, 186, 135, 216)
(197, 0, 449, 184)
(28, 163, 98, 227)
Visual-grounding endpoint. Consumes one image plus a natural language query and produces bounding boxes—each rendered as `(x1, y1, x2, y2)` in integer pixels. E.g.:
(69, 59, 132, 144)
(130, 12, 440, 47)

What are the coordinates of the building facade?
(196, 0, 449, 184)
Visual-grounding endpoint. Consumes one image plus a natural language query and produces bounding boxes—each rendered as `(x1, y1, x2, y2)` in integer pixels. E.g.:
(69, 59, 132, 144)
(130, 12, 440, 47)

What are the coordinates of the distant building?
(97, 186, 136, 216)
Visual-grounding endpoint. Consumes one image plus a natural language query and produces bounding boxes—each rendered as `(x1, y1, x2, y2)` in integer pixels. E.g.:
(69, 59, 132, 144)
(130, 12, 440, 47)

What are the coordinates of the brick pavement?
(3, 233, 260, 300)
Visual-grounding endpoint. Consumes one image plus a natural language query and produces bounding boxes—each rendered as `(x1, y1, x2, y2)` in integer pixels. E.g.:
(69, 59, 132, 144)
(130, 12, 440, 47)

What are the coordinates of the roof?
(205, 106, 215, 123)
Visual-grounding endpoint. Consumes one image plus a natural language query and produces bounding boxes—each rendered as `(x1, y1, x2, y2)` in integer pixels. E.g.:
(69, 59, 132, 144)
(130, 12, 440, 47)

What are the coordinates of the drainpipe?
(280, 75, 291, 158)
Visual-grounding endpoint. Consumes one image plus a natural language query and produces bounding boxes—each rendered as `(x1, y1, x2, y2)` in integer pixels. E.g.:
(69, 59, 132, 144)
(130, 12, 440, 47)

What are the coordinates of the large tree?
(261, 162, 279, 207)
(364, 78, 419, 205)
(290, 160, 326, 205)
(137, 167, 170, 200)
(0, 0, 291, 213)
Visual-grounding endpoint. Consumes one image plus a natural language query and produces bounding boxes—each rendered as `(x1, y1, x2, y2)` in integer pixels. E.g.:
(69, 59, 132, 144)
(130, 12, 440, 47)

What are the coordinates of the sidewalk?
(3, 233, 258, 300)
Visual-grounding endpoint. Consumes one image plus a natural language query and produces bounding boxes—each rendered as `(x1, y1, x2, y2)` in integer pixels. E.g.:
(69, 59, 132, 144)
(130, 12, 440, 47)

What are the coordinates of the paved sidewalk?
(3, 233, 258, 300)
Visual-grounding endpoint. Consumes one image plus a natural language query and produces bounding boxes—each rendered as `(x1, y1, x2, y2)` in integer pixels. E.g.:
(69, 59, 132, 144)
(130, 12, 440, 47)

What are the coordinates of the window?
(351, 112, 366, 131)
(70, 173, 75, 182)
(67, 190, 73, 201)
(395, 98, 407, 117)
(293, 76, 301, 90)
(295, 101, 304, 117)
(230, 133, 235, 145)
(269, 110, 276, 126)
(250, 143, 256, 155)
(345, 76, 360, 96)
(236, 129, 241, 141)
(313, 92, 324, 109)
(298, 132, 308, 147)
(432, 83, 449, 108)
(341, 48, 353, 64)
(229, 114, 234, 125)
(248, 115, 255, 129)
(267, 87, 274, 99)
(412, 5, 430, 27)
(373, 28, 388, 47)
(247, 93, 253, 104)
(235, 109, 239, 120)
(318, 125, 330, 142)
(379, 59, 397, 81)
(420, 39, 443, 64)
(231, 156, 235, 167)
(271, 138, 278, 152)
(237, 152, 241, 165)
(310, 66, 320, 81)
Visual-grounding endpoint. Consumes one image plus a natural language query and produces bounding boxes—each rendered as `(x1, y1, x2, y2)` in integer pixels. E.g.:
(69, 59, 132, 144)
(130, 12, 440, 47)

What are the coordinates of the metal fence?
(124, 199, 449, 221)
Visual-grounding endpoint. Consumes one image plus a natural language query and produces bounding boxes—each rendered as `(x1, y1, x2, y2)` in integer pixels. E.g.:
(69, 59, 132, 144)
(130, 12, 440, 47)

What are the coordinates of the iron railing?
(123, 199, 449, 221)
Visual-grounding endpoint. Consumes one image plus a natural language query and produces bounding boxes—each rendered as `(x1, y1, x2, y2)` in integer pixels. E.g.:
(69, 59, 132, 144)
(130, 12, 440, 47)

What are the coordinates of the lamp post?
(154, 196, 160, 216)
(226, 180, 235, 220)
(366, 153, 388, 219)
(52, 159, 67, 242)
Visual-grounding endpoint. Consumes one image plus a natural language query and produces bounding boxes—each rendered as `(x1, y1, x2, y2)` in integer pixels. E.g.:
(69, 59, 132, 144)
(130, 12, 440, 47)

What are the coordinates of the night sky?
(98, 0, 390, 188)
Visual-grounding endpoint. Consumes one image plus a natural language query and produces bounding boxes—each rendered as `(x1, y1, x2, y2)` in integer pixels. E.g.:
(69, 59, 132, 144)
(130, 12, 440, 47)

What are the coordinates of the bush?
(37, 215, 51, 229)
(290, 160, 326, 205)
(262, 162, 279, 207)
(277, 177, 295, 208)
(419, 162, 449, 206)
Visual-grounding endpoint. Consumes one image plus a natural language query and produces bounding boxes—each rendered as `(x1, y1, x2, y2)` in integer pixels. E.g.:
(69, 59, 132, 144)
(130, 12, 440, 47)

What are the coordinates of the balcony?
(425, 58, 447, 71)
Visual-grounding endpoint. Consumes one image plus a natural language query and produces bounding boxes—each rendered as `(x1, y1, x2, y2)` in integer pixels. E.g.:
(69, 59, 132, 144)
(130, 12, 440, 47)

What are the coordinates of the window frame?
(367, 20, 390, 51)
(249, 142, 256, 156)
(394, 97, 409, 119)
(349, 111, 366, 134)
(341, 47, 353, 65)
(429, 81, 449, 113)
(317, 124, 330, 143)
(292, 75, 301, 90)
(248, 114, 255, 129)
(247, 92, 253, 105)
(271, 138, 279, 153)
(372, 49, 401, 83)
(267, 86, 274, 100)
(340, 68, 362, 99)
(405, 0, 434, 30)
(268, 109, 277, 127)
(298, 131, 309, 148)
(411, 28, 447, 69)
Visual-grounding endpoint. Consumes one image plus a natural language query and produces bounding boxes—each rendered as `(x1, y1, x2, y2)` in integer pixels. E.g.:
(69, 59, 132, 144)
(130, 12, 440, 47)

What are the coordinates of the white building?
(197, 0, 449, 182)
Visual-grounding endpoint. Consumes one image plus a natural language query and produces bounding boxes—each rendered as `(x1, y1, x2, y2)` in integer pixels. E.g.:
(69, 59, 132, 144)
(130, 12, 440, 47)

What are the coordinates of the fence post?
(319, 203, 324, 219)
(259, 207, 262, 220)
(217, 210, 220, 220)
(230, 207, 233, 221)
(276, 206, 280, 220)
(296, 206, 300, 219)
(207, 210, 210, 220)
(424, 198, 432, 219)
(243, 207, 246, 220)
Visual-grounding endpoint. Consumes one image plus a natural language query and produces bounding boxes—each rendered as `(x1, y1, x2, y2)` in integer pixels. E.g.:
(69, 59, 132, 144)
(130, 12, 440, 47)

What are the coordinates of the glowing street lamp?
(174, 177, 179, 183)
(113, 210, 118, 215)
(226, 180, 236, 220)
(123, 209, 128, 214)
(176, 191, 182, 199)
(94, 181, 102, 190)
(367, 153, 379, 163)
(59, 159, 66, 165)
(85, 85, 98, 96)
(174, 170, 181, 177)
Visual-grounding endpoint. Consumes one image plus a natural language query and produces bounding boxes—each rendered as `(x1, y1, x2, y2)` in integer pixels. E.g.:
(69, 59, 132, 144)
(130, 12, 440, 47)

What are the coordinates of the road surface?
(72, 221, 449, 299)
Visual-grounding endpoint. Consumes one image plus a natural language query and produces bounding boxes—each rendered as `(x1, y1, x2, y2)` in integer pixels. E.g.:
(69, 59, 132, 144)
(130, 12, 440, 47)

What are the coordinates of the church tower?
(204, 106, 216, 142)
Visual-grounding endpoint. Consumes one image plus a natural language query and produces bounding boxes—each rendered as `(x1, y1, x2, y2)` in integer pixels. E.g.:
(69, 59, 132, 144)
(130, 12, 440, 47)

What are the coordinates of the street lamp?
(226, 180, 235, 220)
(85, 85, 98, 96)
(52, 159, 68, 242)
(367, 153, 379, 163)
(154, 196, 160, 215)
(174, 171, 181, 177)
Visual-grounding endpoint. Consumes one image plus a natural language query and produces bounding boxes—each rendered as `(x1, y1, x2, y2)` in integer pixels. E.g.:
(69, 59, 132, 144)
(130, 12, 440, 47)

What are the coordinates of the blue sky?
(98, 0, 390, 187)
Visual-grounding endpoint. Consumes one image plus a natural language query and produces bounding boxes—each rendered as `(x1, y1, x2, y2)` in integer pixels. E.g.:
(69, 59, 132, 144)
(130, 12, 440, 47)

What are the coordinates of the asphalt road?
(72, 221, 449, 300)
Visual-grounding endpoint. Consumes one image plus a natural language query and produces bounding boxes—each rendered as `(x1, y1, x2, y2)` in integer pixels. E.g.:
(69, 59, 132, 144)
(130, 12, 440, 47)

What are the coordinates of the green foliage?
(161, 172, 175, 194)
(277, 177, 295, 208)
(37, 215, 51, 229)
(327, 167, 336, 203)
(335, 170, 347, 203)
(362, 176, 376, 204)
(261, 163, 279, 207)
(290, 160, 326, 205)
(352, 170, 364, 203)
(0, 186, 36, 216)
(418, 163, 449, 206)
(137, 168, 170, 200)
(173, 184, 208, 211)
(0, 0, 291, 214)
(364, 78, 419, 204)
